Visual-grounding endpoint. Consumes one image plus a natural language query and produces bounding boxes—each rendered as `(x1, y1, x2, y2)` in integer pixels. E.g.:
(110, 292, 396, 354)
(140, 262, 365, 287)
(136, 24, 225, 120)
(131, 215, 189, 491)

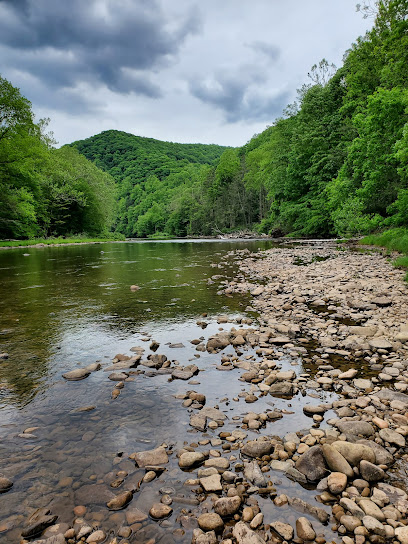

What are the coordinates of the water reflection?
(0, 240, 273, 408)
(0, 239, 353, 543)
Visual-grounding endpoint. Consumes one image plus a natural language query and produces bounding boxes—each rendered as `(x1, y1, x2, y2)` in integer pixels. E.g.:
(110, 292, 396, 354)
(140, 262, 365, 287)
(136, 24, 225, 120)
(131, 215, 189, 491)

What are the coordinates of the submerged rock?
(149, 503, 172, 519)
(21, 508, 58, 538)
(107, 490, 132, 510)
(62, 368, 90, 381)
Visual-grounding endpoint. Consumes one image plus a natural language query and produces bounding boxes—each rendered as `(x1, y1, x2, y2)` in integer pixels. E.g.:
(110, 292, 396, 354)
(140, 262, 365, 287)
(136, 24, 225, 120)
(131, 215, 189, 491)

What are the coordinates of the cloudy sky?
(0, 0, 372, 147)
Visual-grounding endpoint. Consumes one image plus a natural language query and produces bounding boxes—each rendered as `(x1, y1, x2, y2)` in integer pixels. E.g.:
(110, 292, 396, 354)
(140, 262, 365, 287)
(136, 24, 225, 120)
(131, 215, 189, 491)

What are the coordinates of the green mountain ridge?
(2, 0, 408, 241)
(69, 130, 230, 237)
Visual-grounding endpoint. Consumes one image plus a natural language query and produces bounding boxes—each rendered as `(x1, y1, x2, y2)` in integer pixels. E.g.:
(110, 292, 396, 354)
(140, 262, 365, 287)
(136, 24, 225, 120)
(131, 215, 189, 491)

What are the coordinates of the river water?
(0, 240, 339, 543)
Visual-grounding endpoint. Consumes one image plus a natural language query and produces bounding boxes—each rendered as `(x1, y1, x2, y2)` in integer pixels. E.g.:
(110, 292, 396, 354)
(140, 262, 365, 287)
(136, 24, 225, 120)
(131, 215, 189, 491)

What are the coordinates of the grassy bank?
(0, 234, 125, 249)
(361, 228, 408, 279)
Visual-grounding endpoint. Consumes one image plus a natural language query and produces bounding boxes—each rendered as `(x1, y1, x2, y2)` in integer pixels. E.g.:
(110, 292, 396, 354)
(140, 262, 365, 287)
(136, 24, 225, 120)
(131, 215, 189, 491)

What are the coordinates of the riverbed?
(1, 240, 408, 544)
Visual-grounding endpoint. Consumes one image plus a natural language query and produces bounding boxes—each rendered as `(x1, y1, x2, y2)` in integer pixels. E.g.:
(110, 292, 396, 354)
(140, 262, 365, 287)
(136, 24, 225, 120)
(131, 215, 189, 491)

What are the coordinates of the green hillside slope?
(70, 130, 228, 236)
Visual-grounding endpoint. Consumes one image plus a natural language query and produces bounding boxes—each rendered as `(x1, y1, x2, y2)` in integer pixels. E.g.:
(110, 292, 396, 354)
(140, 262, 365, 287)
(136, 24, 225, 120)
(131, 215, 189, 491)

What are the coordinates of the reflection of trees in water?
(0, 245, 108, 406)
(0, 240, 270, 406)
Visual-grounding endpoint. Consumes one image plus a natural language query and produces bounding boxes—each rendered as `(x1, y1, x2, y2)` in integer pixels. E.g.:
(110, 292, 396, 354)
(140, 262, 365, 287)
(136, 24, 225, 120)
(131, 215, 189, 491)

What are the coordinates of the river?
(1, 239, 317, 543)
(1, 239, 406, 544)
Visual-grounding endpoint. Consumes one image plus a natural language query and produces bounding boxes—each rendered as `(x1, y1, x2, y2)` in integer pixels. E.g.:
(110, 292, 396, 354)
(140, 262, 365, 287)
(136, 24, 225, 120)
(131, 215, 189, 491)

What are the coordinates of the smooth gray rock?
(357, 439, 394, 466)
(379, 428, 406, 447)
(295, 446, 327, 482)
(244, 461, 267, 487)
(62, 368, 90, 381)
(241, 439, 273, 458)
(359, 460, 385, 482)
(336, 420, 374, 437)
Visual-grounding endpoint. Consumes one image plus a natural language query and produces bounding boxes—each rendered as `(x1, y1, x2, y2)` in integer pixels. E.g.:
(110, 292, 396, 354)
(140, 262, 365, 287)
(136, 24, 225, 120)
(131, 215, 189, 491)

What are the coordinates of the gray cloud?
(248, 41, 281, 62)
(190, 66, 290, 123)
(0, 0, 200, 97)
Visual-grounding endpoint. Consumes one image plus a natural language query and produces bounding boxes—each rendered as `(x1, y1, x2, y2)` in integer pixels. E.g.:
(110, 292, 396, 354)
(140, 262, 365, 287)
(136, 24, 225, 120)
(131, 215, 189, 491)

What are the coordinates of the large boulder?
(332, 441, 375, 466)
(131, 446, 169, 467)
(335, 420, 374, 438)
(241, 439, 274, 458)
(295, 446, 327, 482)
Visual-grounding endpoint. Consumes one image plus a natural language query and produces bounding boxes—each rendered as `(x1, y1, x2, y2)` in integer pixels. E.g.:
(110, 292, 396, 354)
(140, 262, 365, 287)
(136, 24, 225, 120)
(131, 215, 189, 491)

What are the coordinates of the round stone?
(149, 503, 172, 519)
(198, 513, 224, 532)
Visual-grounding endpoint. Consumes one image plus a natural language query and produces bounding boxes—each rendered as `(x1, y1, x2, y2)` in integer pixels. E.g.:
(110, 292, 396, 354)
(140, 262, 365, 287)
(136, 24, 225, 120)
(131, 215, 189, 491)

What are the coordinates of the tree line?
(0, 77, 116, 239)
(71, 0, 408, 239)
(2, 0, 408, 240)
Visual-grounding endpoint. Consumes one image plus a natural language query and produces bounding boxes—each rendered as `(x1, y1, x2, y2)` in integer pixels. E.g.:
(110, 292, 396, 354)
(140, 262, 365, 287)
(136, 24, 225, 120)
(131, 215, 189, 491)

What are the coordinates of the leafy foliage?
(0, 75, 116, 239)
(3, 1, 408, 240)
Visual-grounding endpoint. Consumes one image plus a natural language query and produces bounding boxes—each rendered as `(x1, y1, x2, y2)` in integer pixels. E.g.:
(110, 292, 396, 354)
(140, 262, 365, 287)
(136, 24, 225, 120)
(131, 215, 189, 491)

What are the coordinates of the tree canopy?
(0, 75, 116, 239)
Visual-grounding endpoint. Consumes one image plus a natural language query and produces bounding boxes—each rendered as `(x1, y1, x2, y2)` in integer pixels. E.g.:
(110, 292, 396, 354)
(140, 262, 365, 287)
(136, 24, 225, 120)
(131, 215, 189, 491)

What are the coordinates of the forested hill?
(3, 1, 407, 241)
(70, 130, 228, 236)
(69, 1, 408, 240)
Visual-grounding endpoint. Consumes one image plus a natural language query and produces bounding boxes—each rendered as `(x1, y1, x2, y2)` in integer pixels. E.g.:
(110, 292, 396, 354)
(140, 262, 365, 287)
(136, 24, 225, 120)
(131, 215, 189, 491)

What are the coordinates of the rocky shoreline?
(3, 242, 408, 544)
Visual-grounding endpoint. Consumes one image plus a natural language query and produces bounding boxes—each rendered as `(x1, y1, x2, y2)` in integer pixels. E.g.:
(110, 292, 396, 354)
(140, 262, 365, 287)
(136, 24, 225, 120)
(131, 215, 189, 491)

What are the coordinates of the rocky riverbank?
(4, 242, 408, 544)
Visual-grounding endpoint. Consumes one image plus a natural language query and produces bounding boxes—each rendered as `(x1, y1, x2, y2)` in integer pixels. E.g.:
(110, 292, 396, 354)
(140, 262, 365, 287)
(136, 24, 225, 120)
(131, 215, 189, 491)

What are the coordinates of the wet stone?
(132, 446, 169, 467)
(21, 508, 58, 538)
(296, 517, 316, 541)
(295, 445, 327, 482)
(359, 460, 385, 482)
(241, 439, 273, 458)
(179, 451, 205, 468)
(198, 513, 224, 533)
(199, 473, 222, 492)
(107, 490, 133, 510)
(0, 476, 13, 493)
(62, 368, 90, 381)
(271, 521, 294, 541)
(214, 495, 241, 517)
(233, 521, 266, 544)
(149, 503, 172, 519)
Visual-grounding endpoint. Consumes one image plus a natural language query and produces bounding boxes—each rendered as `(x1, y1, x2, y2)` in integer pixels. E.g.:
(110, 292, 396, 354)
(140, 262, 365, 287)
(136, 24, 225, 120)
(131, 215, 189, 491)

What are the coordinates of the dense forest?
(69, 0, 408, 238)
(0, 77, 116, 239)
(1, 0, 408, 240)
(70, 131, 227, 237)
